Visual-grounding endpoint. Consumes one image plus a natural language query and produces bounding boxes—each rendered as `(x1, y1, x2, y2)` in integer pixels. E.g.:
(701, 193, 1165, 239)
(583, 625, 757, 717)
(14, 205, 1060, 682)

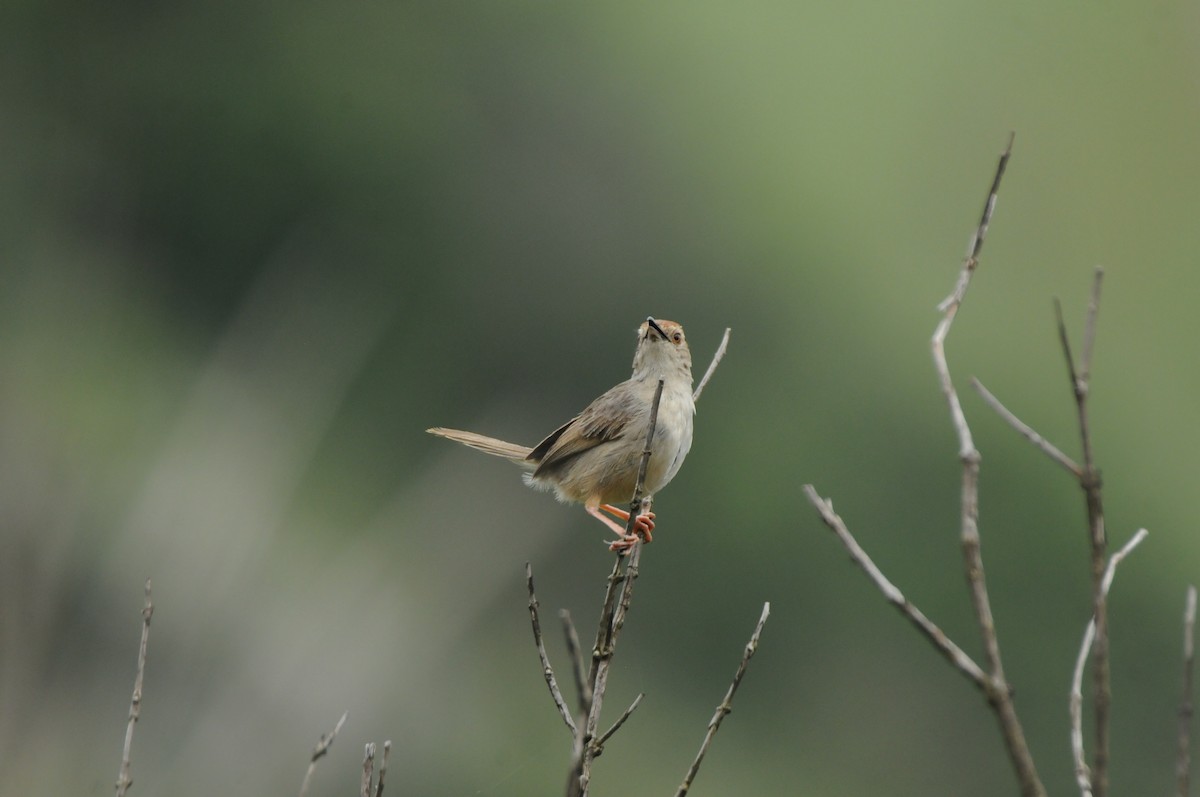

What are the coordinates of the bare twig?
(676, 601, 771, 797)
(927, 134, 1044, 797)
(571, 538, 645, 797)
(360, 740, 392, 797)
(595, 693, 644, 753)
(933, 131, 1014, 435)
(374, 740, 392, 797)
(936, 132, 1015, 314)
(692, 327, 732, 402)
(560, 609, 590, 712)
(803, 486, 988, 687)
(299, 711, 349, 797)
(1178, 586, 1197, 797)
(1069, 528, 1148, 797)
(569, 379, 664, 797)
(527, 564, 577, 735)
(586, 557, 630, 687)
(1053, 299, 1080, 399)
(361, 743, 376, 797)
(609, 537, 642, 645)
(115, 579, 154, 797)
(972, 267, 1116, 795)
(970, 378, 1082, 477)
(1056, 267, 1111, 796)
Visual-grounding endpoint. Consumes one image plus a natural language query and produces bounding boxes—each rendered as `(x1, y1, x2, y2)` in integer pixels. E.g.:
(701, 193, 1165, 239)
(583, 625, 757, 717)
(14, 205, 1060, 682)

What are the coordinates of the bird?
(427, 317, 695, 552)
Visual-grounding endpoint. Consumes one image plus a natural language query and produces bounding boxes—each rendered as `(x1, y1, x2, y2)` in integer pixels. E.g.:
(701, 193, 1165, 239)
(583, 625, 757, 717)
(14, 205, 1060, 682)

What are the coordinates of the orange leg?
(586, 505, 638, 553)
(598, 504, 655, 543)
(586, 505, 656, 553)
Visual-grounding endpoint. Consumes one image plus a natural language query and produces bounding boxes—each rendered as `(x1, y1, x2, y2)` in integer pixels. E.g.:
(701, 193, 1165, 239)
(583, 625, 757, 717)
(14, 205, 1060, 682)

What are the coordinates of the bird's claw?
(631, 513, 654, 543)
(607, 534, 640, 555)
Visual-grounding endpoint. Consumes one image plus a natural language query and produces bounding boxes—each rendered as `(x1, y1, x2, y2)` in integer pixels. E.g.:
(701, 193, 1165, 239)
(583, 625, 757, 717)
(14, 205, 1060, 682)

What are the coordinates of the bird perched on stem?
(428, 317, 695, 552)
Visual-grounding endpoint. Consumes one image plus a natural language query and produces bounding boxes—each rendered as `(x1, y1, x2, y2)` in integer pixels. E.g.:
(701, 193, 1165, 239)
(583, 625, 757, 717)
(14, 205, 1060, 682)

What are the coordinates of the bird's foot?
(607, 534, 640, 555)
(599, 504, 655, 543)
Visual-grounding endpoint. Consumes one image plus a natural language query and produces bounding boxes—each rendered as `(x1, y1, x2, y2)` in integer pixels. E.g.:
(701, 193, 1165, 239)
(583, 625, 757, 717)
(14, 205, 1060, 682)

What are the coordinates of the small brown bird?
(427, 317, 695, 551)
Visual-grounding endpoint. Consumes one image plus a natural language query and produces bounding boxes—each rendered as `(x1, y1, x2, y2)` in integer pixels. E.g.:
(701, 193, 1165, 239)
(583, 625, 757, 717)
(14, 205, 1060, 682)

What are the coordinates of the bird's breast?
(643, 382, 695, 495)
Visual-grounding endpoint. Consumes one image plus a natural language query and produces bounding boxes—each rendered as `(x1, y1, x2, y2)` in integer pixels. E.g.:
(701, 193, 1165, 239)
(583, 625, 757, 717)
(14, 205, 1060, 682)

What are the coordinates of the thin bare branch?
(937, 131, 1015, 313)
(1054, 291, 1104, 501)
(609, 537, 643, 647)
(932, 132, 1014, 474)
(1057, 276, 1111, 796)
(927, 135, 1044, 797)
(361, 743, 376, 797)
(1070, 529, 1148, 797)
(971, 377, 1082, 476)
(569, 379, 664, 797)
(676, 601, 771, 797)
(560, 609, 590, 713)
(692, 327, 731, 402)
(1054, 299, 1082, 400)
(527, 563, 577, 735)
(571, 540, 644, 797)
(299, 711, 348, 797)
(1178, 586, 1197, 797)
(803, 486, 988, 688)
(374, 741, 391, 797)
(585, 557, 627, 690)
(595, 693, 644, 753)
(115, 579, 154, 797)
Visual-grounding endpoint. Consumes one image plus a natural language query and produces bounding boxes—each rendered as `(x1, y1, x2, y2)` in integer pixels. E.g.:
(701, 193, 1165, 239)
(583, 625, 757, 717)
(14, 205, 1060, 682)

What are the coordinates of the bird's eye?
(672, 332, 682, 343)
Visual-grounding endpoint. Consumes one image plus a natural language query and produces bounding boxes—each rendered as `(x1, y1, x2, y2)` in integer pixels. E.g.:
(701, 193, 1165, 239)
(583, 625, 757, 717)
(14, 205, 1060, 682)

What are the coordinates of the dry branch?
(375, 740, 392, 797)
(1069, 529, 1148, 797)
(808, 135, 1044, 797)
(675, 601, 771, 797)
(299, 711, 348, 797)
(361, 743, 376, 797)
(560, 609, 590, 712)
(929, 134, 1045, 797)
(970, 377, 1081, 477)
(527, 564, 577, 735)
(566, 542, 646, 797)
(1055, 268, 1112, 796)
(359, 740, 392, 797)
(595, 693, 644, 753)
(972, 267, 1121, 796)
(568, 379, 663, 797)
(803, 487, 987, 688)
(115, 579, 154, 797)
(693, 327, 731, 402)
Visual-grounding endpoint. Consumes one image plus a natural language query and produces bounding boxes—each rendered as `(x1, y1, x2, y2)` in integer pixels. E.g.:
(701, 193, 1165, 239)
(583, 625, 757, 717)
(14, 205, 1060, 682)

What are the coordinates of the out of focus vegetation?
(3, 2, 1199, 795)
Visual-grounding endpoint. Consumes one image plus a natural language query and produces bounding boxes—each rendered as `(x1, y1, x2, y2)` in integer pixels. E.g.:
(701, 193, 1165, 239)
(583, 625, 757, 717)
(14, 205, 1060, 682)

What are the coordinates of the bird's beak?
(645, 317, 670, 341)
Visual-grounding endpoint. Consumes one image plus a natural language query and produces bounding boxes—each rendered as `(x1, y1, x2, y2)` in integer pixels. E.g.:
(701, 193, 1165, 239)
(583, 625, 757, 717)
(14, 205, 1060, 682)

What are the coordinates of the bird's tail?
(426, 427, 533, 464)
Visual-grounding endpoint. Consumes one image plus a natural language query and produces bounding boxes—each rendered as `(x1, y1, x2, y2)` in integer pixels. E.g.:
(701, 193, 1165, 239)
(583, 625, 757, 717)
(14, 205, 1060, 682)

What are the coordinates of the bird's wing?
(528, 381, 638, 476)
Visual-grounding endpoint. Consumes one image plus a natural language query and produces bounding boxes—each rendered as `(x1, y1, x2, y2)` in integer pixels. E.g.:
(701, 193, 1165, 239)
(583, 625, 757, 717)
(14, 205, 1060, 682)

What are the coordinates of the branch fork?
(806, 134, 1046, 797)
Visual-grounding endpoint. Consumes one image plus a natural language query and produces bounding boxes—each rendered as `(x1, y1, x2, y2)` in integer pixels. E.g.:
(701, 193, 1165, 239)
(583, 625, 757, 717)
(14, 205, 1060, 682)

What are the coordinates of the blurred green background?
(3, 1, 1199, 795)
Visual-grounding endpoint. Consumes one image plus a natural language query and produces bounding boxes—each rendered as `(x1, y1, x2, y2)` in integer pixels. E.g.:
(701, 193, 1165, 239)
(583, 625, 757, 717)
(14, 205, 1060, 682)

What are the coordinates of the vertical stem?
(116, 579, 153, 797)
(930, 134, 1044, 797)
(1056, 274, 1110, 797)
(568, 380, 664, 797)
